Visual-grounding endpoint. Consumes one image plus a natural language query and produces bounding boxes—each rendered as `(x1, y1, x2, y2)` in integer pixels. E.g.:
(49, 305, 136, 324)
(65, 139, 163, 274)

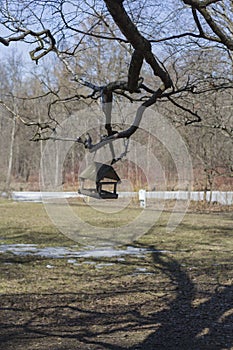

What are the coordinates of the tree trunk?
(5, 116, 16, 193)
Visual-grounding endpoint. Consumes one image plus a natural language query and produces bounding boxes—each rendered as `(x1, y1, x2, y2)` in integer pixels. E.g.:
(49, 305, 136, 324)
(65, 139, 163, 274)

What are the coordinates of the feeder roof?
(79, 162, 120, 183)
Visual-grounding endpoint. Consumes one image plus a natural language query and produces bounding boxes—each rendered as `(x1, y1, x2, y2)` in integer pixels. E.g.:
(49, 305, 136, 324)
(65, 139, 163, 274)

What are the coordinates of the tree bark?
(5, 116, 16, 192)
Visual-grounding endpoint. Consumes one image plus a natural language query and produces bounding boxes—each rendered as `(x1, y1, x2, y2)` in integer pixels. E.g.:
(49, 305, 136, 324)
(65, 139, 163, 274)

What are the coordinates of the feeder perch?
(78, 162, 121, 199)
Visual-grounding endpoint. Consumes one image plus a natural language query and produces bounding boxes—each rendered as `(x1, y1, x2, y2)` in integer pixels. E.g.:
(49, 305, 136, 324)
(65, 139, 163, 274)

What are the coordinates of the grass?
(0, 199, 72, 246)
(0, 198, 233, 349)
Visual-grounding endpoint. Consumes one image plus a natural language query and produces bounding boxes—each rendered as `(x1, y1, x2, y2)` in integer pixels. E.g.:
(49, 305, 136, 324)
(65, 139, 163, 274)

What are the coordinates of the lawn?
(0, 198, 233, 349)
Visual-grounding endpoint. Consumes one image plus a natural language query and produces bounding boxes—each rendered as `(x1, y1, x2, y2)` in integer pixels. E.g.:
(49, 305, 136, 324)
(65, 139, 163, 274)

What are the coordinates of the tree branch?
(0, 28, 56, 62)
(183, 0, 233, 49)
(102, 0, 172, 140)
(167, 96, 202, 125)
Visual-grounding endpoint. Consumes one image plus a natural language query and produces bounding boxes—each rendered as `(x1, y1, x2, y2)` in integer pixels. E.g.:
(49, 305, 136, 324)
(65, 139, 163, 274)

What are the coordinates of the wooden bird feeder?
(78, 162, 121, 199)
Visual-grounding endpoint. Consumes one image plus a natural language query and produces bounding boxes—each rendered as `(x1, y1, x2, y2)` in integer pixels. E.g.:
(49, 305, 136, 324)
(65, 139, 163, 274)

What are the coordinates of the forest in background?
(0, 1, 232, 196)
(0, 49, 232, 194)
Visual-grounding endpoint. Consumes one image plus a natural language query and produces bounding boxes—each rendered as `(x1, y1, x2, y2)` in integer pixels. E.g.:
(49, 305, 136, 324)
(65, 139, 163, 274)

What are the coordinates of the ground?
(0, 199, 233, 349)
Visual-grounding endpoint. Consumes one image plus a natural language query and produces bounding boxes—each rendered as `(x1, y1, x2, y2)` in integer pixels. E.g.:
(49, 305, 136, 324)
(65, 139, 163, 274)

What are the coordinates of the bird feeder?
(78, 162, 121, 199)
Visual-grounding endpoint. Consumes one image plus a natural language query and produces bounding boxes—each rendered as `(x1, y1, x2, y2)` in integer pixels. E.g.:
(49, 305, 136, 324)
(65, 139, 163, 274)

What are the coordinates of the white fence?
(10, 191, 233, 205)
(145, 191, 233, 205)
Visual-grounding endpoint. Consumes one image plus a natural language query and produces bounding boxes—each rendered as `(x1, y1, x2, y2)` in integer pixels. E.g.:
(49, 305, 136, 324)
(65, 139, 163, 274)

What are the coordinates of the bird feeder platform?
(78, 162, 121, 199)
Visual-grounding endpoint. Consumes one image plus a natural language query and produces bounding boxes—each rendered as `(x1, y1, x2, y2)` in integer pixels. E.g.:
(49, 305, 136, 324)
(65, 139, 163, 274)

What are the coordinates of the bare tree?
(0, 0, 232, 149)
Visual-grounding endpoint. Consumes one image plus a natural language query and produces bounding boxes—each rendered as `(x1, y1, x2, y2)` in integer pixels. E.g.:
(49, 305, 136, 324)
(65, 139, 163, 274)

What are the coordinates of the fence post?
(139, 189, 146, 208)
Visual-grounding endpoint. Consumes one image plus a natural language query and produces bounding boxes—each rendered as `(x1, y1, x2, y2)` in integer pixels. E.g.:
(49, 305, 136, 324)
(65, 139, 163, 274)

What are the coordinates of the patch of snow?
(0, 244, 171, 259)
(46, 264, 54, 269)
(0, 244, 148, 258)
(96, 263, 115, 269)
(135, 267, 148, 272)
(67, 259, 77, 264)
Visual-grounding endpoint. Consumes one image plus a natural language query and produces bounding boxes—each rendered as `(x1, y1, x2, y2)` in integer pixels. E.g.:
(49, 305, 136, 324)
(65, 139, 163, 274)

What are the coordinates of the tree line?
(0, 0, 232, 196)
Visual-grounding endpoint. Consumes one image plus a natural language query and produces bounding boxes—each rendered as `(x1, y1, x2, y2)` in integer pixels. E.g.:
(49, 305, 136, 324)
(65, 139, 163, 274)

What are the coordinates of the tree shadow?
(132, 247, 233, 349)
(0, 244, 232, 350)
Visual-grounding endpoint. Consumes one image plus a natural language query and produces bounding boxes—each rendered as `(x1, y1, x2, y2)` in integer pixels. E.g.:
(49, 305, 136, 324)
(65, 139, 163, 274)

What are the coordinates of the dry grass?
(0, 198, 233, 349)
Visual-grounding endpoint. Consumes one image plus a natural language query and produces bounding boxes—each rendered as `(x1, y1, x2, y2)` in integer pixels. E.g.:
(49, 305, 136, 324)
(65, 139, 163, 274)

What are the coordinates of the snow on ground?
(0, 244, 171, 258)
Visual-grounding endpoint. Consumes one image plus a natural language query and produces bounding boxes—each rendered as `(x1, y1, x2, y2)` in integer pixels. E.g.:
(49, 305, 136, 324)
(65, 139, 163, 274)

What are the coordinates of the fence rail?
(9, 191, 233, 205)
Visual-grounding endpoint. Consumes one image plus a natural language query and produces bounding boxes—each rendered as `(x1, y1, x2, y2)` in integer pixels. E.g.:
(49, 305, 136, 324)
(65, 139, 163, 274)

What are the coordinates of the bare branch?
(0, 94, 61, 145)
(198, 6, 233, 49)
(183, 0, 221, 8)
(192, 7, 205, 36)
(183, 0, 233, 49)
(102, 0, 173, 140)
(0, 28, 56, 62)
(0, 36, 9, 46)
(167, 96, 202, 125)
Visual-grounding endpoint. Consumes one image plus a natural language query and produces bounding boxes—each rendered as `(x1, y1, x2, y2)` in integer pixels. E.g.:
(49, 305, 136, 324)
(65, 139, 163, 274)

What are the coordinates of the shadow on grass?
(134, 248, 233, 350)
(0, 245, 233, 350)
